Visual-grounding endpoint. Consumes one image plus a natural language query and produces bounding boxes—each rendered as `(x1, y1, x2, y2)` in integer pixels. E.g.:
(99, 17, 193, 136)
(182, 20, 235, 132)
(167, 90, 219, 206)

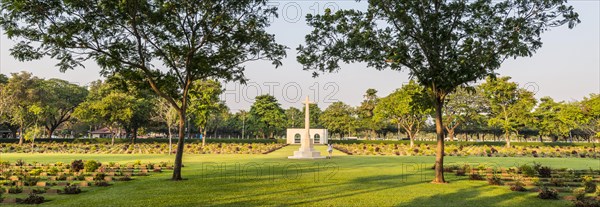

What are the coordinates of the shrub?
(32, 188, 45, 194)
(23, 176, 40, 186)
(531, 177, 542, 186)
(537, 166, 552, 178)
(94, 181, 110, 187)
(573, 199, 600, 207)
(550, 177, 565, 187)
(18, 193, 44, 204)
(8, 186, 22, 194)
(62, 184, 81, 194)
(93, 173, 106, 181)
(573, 188, 586, 201)
(71, 160, 84, 172)
(48, 167, 59, 175)
(15, 159, 25, 166)
(443, 165, 459, 173)
(117, 175, 132, 181)
(487, 175, 503, 185)
(84, 160, 101, 172)
(455, 169, 466, 176)
(469, 173, 484, 180)
(510, 181, 527, 192)
(538, 186, 559, 199)
(596, 186, 600, 196)
(519, 164, 536, 177)
(582, 176, 597, 193)
(29, 169, 43, 176)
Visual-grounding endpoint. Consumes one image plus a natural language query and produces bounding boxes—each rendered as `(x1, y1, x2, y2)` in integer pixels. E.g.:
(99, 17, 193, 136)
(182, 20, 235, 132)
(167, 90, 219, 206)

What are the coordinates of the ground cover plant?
(0, 158, 171, 205)
(0, 142, 286, 155)
(333, 143, 600, 158)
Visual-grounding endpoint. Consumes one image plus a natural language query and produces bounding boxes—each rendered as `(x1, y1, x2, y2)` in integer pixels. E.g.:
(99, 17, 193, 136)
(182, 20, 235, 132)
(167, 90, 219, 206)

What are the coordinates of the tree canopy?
(374, 80, 431, 147)
(480, 76, 536, 147)
(0, 0, 287, 180)
(248, 95, 285, 139)
(296, 0, 579, 183)
(320, 101, 356, 138)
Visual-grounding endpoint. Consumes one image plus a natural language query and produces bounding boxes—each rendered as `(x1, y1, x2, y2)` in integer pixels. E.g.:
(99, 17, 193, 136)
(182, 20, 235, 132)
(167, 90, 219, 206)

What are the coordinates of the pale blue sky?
(0, 1, 598, 112)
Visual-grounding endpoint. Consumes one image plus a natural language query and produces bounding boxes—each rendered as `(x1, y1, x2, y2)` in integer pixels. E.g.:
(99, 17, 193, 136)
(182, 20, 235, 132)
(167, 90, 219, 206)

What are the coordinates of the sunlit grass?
(0, 145, 596, 206)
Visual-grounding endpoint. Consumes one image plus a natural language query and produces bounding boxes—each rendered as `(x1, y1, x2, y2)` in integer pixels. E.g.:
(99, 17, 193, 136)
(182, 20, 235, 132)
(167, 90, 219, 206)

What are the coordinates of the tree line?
(2, 71, 598, 148)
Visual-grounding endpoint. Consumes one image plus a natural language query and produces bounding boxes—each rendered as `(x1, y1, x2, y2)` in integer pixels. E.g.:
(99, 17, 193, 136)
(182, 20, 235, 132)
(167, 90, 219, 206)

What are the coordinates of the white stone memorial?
(288, 97, 326, 159)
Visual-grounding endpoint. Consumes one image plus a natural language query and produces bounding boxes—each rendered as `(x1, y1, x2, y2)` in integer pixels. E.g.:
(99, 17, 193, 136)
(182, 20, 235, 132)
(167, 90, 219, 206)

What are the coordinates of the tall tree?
(480, 76, 536, 147)
(1, 72, 42, 145)
(38, 79, 88, 137)
(358, 89, 381, 139)
(443, 86, 485, 141)
(248, 95, 285, 139)
(581, 94, 600, 141)
(1, 0, 286, 180)
(189, 79, 224, 146)
(73, 79, 154, 144)
(105, 75, 156, 143)
(320, 101, 356, 138)
(152, 98, 179, 154)
(296, 0, 578, 183)
(285, 107, 303, 128)
(206, 104, 229, 139)
(374, 81, 431, 147)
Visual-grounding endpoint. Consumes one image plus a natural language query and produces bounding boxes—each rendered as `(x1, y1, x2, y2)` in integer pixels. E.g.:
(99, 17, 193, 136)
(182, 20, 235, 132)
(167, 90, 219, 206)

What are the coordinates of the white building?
(286, 128, 328, 145)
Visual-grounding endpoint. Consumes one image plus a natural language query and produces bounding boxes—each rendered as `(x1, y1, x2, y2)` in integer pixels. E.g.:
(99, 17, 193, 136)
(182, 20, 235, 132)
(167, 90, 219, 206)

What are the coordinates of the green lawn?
(1, 146, 598, 206)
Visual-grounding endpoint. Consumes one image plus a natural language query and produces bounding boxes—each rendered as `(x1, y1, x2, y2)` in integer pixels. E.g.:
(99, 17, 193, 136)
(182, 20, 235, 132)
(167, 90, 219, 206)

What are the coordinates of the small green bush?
(62, 184, 81, 194)
(8, 186, 22, 194)
(94, 180, 110, 187)
(582, 176, 597, 193)
(573, 188, 586, 201)
(487, 175, 503, 185)
(573, 198, 600, 207)
(71, 160, 84, 172)
(48, 167, 59, 175)
(469, 173, 484, 180)
(531, 177, 542, 186)
(510, 181, 527, 192)
(93, 173, 105, 181)
(23, 176, 40, 186)
(519, 164, 536, 177)
(537, 166, 552, 178)
(29, 169, 43, 176)
(550, 177, 565, 187)
(18, 193, 44, 204)
(84, 160, 101, 172)
(538, 186, 559, 199)
(117, 175, 132, 181)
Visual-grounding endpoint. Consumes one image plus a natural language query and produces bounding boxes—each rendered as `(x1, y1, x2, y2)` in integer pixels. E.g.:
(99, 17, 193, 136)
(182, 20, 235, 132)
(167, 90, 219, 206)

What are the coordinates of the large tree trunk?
(397, 123, 401, 140)
(448, 129, 455, 142)
(172, 109, 186, 181)
(432, 94, 446, 184)
(201, 127, 206, 147)
(131, 127, 138, 144)
(168, 126, 173, 155)
(504, 131, 511, 148)
(18, 124, 24, 145)
(409, 132, 414, 148)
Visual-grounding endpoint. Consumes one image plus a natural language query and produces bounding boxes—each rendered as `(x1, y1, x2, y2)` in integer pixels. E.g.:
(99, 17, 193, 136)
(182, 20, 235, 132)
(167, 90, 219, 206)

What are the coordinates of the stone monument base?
(288, 148, 326, 159)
